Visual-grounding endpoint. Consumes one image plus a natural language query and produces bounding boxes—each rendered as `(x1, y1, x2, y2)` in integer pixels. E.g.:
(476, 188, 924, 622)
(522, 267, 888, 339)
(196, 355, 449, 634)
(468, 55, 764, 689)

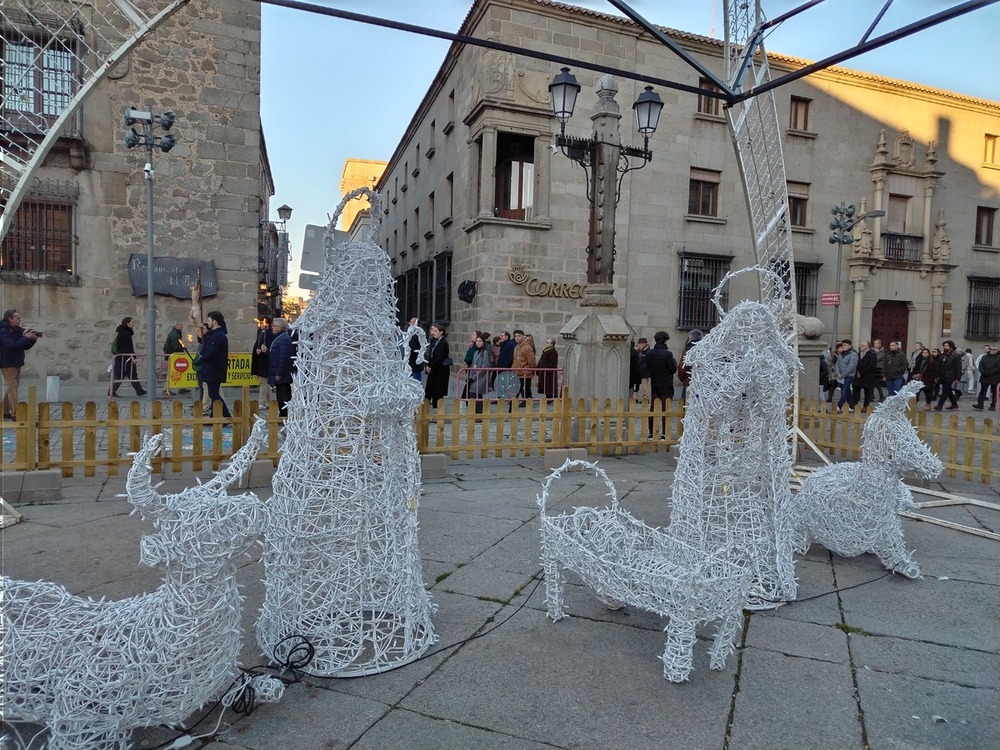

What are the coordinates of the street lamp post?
(124, 106, 177, 400)
(549, 69, 663, 400)
(828, 202, 885, 346)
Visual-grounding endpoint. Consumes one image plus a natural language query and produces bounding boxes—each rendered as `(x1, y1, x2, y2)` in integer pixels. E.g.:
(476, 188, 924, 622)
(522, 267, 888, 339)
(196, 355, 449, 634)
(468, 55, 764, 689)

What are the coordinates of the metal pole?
(145, 118, 156, 400)
(832, 233, 843, 348)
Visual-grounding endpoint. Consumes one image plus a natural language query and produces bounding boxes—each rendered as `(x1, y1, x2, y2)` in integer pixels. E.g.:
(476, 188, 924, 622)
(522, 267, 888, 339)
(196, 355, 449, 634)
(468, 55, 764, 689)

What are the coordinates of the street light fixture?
(828, 202, 885, 346)
(548, 69, 663, 401)
(123, 105, 178, 400)
(259, 204, 293, 319)
(548, 68, 663, 285)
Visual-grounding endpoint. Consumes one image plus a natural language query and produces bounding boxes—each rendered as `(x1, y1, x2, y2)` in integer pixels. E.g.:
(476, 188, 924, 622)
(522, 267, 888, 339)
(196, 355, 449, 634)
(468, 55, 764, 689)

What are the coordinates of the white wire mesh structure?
(256, 186, 436, 677)
(0, 0, 191, 242)
(723, 0, 797, 336)
(0, 419, 281, 750)
(537, 460, 753, 683)
(405, 322, 429, 366)
(792, 380, 943, 578)
(668, 267, 802, 605)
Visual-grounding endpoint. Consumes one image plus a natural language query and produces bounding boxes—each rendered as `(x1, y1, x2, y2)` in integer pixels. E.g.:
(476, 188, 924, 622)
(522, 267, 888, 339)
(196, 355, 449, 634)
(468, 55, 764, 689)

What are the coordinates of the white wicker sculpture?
(406, 323, 429, 366)
(256, 187, 436, 677)
(792, 380, 942, 577)
(1, 419, 282, 750)
(667, 267, 802, 604)
(538, 460, 754, 683)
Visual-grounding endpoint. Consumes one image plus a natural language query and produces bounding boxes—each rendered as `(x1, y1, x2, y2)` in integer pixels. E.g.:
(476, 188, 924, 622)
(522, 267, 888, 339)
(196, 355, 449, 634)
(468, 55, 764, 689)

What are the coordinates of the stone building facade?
(377, 0, 1000, 366)
(0, 0, 271, 388)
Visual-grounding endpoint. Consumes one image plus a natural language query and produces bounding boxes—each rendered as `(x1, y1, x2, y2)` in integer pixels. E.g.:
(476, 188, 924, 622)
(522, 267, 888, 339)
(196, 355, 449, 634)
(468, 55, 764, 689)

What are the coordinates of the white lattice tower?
(256, 187, 436, 677)
(1, 419, 282, 750)
(668, 267, 802, 604)
(723, 0, 797, 332)
(0, 0, 190, 241)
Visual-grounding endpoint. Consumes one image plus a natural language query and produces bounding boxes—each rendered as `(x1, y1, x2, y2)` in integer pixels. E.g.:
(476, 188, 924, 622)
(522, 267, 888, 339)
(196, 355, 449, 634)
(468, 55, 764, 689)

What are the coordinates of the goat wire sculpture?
(256, 187, 436, 677)
(538, 460, 753, 683)
(668, 267, 802, 605)
(792, 380, 942, 577)
(1, 419, 282, 750)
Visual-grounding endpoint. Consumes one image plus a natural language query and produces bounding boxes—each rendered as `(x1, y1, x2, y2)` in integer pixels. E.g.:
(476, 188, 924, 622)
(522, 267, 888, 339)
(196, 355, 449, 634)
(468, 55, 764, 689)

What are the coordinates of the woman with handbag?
(424, 322, 451, 409)
(466, 332, 492, 414)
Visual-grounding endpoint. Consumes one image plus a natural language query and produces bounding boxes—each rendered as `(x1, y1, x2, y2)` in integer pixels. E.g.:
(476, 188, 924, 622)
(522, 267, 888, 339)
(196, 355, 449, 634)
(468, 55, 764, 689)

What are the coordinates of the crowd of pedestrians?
(822, 337, 1000, 415)
(407, 322, 563, 410)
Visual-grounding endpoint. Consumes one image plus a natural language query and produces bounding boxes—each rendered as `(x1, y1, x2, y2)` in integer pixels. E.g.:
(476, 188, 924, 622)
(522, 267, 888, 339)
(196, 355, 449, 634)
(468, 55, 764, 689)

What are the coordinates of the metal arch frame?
(0, 0, 192, 244)
(255, 0, 998, 107)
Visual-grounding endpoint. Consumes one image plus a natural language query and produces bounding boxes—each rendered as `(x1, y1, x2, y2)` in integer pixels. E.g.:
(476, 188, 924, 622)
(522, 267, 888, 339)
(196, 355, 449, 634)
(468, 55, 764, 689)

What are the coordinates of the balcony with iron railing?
(881, 232, 923, 262)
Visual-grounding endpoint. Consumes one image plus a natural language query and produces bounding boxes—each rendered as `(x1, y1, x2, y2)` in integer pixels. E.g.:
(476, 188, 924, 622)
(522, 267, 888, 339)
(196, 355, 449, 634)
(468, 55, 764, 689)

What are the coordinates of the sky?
(259, 0, 1000, 293)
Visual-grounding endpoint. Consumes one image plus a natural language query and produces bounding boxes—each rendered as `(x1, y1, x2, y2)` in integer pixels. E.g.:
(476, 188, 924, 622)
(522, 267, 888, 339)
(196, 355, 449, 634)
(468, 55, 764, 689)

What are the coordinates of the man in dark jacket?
(645, 330, 677, 440)
(973, 345, 1000, 411)
(199, 310, 231, 418)
(934, 340, 963, 410)
(883, 341, 909, 396)
(0, 309, 39, 420)
(854, 341, 879, 412)
(268, 318, 295, 418)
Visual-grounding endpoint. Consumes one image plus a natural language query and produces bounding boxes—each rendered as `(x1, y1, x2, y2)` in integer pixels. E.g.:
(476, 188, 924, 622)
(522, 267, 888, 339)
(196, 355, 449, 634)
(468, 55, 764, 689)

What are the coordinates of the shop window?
(1, 24, 80, 135)
(787, 181, 809, 227)
(696, 77, 722, 117)
(434, 251, 452, 323)
(985, 134, 998, 166)
(677, 254, 731, 329)
(688, 168, 721, 217)
(789, 96, 811, 131)
(405, 268, 419, 322)
(1, 182, 78, 274)
(495, 132, 534, 220)
(418, 261, 433, 324)
(967, 277, 1000, 339)
(975, 206, 996, 247)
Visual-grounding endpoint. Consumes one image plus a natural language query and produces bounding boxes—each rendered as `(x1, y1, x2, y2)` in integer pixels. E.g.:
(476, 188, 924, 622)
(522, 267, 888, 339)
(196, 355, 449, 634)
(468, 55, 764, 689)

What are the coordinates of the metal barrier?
(453, 366, 565, 402)
(107, 353, 169, 396)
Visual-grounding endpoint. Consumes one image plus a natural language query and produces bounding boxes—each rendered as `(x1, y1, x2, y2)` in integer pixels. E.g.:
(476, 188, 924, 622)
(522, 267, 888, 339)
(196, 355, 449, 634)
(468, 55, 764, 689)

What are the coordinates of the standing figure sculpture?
(667, 268, 802, 605)
(256, 187, 436, 676)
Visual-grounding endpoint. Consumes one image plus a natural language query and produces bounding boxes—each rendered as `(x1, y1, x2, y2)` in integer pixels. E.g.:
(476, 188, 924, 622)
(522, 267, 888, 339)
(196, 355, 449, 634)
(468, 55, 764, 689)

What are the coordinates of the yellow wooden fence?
(1, 389, 996, 483)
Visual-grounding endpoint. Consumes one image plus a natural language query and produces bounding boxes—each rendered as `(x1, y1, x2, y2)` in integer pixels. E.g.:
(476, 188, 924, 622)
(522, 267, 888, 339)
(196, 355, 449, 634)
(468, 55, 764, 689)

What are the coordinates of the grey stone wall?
(1, 0, 264, 388)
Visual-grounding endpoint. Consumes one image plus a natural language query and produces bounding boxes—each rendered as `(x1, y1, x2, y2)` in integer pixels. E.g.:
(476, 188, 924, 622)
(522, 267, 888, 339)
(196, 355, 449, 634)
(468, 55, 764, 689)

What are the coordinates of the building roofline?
(375, 0, 998, 186)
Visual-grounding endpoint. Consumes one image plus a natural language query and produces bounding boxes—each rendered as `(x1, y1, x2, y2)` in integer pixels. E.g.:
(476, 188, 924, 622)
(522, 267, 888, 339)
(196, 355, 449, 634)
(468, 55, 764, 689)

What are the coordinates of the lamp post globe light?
(123, 106, 177, 400)
(828, 202, 885, 346)
(548, 68, 663, 401)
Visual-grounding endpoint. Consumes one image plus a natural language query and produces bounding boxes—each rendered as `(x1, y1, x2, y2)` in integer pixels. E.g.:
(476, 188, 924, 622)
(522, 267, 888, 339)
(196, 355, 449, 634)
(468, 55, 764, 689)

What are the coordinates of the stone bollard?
(46, 375, 60, 402)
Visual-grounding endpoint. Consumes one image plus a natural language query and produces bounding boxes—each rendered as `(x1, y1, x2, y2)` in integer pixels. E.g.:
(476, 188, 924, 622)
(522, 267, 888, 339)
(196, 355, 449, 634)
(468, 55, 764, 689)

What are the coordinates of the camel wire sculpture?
(1, 419, 283, 750)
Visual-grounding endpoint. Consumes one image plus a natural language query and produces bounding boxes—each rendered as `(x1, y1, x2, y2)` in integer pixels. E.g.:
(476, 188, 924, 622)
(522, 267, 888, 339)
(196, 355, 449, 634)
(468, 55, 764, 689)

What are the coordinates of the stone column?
(560, 75, 633, 402)
(477, 128, 497, 221)
(929, 278, 945, 343)
(851, 277, 866, 344)
(922, 181, 935, 262)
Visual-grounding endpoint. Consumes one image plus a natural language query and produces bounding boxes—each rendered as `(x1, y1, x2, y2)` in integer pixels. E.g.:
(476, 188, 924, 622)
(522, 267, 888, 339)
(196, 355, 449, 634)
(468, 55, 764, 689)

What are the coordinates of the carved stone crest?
(892, 130, 915, 169)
